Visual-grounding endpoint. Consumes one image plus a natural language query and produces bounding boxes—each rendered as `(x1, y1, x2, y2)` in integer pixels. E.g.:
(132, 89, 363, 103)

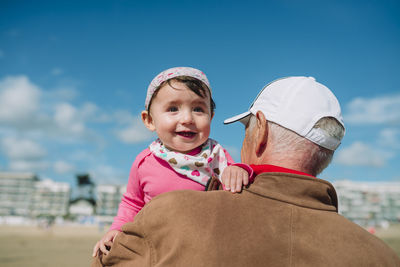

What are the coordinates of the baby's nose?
(180, 110, 194, 124)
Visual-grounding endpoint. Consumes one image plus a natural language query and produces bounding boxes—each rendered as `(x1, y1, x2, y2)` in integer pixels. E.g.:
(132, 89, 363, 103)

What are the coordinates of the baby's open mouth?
(176, 131, 196, 138)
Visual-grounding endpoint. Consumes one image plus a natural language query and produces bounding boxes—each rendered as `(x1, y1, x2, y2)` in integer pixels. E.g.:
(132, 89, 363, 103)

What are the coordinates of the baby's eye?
(168, 106, 178, 112)
(193, 107, 204, 113)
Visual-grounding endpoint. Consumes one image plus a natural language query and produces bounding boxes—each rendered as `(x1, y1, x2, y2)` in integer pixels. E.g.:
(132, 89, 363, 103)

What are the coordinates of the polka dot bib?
(149, 138, 228, 186)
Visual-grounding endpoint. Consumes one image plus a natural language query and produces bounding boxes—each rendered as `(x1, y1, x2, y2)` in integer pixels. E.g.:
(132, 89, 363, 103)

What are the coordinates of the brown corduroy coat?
(92, 173, 400, 267)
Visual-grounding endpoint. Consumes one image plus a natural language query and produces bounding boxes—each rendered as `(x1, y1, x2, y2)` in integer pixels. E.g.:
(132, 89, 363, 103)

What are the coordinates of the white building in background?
(2, 171, 400, 228)
(0, 172, 71, 222)
(95, 184, 126, 224)
(69, 198, 96, 216)
(334, 180, 400, 227)
(32, 179, 70, 217)
(0, 172, 37, 217)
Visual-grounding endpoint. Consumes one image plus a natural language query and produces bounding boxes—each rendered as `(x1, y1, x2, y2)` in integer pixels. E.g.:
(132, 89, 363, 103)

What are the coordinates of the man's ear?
(141, 110, 156, 131)
(255, 111, 268, 156)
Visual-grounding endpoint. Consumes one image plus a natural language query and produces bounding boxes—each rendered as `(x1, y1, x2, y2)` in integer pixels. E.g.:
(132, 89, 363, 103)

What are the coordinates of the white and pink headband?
(145, 67, 211, 110)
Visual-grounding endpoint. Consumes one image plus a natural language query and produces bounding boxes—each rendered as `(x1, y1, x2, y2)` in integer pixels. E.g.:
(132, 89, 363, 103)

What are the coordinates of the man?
(92, 76, 399, 266)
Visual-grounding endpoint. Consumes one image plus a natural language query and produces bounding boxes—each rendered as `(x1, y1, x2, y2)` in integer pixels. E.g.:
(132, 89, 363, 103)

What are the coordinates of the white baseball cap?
(224, 76, 345, 151)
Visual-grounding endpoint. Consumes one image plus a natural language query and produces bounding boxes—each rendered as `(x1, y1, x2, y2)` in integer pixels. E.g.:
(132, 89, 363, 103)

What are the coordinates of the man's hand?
(221, 165, 249, 193)
(92, 229, 120, 257)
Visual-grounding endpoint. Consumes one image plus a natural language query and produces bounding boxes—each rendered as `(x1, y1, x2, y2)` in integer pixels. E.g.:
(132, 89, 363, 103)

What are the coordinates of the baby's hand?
(92, 229, 120, 257)
(221, 165, 250, 193)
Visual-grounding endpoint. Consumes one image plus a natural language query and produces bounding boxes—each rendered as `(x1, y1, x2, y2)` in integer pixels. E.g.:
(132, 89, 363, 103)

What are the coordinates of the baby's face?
(146, 81, 213, 153)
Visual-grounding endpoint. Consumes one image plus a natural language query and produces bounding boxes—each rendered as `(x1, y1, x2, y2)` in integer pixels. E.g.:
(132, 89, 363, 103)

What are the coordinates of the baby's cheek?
(205, 122, 212, 134)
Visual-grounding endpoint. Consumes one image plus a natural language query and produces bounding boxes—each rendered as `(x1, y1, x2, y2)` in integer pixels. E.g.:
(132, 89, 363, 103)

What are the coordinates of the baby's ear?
(141, 110, 156, 131)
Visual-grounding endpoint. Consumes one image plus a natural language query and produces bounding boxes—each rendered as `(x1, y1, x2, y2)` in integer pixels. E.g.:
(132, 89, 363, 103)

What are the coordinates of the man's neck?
(253, 153, 312, 176)
(250, 164, 315, 177)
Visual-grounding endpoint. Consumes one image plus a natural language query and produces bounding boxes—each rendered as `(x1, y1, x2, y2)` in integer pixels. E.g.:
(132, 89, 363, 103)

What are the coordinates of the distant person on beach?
(92, 76, 400, 266)
(92, 67, 253, 257)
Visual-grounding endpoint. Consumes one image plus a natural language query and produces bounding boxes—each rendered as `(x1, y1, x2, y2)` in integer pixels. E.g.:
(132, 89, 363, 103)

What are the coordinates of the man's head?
(225, 76, 345, 176)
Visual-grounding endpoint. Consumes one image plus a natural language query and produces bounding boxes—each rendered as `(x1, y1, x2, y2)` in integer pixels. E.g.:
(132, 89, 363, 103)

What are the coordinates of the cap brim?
(224, 111, 251, 125)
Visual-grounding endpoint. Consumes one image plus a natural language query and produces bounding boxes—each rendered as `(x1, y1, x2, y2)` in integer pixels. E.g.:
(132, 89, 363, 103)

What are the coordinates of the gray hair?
(248, 115, 344, 176)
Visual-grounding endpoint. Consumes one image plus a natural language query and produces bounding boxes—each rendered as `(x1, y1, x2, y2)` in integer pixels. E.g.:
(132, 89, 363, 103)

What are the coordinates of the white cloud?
(0, 75, 40, 123)
(0, 75, 115, 143)
(335, 141, 393, 167)
(114, 116, 154, 144)
(54, 160, 76, 174)
(345, 94, 400, 125)
(0, 136, 49, 172)
(1, 136, 46, 160)
(88, 164, 126, 184)
(51, 68, 63, 76)
(46, 87, 78, 101)
(54, 103, 86, 135)
(9, 160, 49, 172)
(0, 76, 97, 139)
(69, 150, 92, 162)
(378, 128, 400, 148)
(113, 110, 135, 124)
(0, 74, 151, 177)
(81, 102, 99, 119)
(51, 102, 104, 140)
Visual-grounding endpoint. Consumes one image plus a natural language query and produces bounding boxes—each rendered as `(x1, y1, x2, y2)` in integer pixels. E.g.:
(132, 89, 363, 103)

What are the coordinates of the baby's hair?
(147, 76, 216, 114)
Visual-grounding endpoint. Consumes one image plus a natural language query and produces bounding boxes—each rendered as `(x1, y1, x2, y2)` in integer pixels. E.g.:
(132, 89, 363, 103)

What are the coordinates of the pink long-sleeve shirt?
(110, 145, 237, 231)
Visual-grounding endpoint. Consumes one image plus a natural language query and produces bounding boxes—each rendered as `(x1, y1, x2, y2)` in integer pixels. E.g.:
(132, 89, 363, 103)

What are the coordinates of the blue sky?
(0, 0, 399, 186)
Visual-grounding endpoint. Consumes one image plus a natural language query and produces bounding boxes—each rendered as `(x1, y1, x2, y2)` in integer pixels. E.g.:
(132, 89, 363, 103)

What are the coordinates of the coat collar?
(246, 172, 338, 212)
(206, 172, 338, 212)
